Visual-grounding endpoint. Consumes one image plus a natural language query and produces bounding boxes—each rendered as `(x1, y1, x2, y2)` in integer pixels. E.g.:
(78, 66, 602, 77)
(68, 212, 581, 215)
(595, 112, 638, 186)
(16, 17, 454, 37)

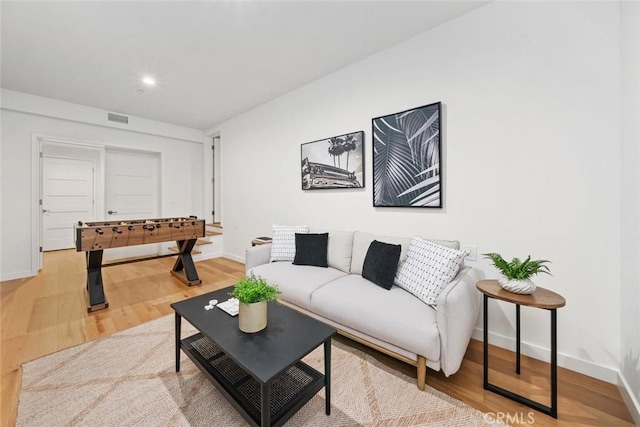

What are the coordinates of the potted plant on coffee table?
(483, 253, 551, 294)
(230, 273, 280, 333)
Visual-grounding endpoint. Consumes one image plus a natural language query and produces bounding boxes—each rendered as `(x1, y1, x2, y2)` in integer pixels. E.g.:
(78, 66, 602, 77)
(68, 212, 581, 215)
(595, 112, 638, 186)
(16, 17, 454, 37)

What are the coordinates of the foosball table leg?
(170, 239, 202, 286)
(86, 250, 109, 312)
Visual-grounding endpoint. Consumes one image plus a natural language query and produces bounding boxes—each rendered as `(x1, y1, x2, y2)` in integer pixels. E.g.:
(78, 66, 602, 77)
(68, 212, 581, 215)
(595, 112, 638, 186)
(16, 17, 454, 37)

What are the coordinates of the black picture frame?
(301, 131, 365, 190)
(372, 102, 442, 207)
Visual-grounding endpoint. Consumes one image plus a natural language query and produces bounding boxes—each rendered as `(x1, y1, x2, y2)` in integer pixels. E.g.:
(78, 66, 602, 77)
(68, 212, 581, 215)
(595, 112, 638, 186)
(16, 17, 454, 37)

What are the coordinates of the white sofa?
(245, 230, 481, 390)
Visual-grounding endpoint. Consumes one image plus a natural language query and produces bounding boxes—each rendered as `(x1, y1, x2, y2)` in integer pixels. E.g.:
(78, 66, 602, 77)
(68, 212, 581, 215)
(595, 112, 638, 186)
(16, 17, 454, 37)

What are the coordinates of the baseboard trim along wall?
(222, 252, 245, 264)
(472, 328, 619, 384)
(192, 252, 223, 263)
(618, 372, 640, 425)
(0, 270, 35, 282)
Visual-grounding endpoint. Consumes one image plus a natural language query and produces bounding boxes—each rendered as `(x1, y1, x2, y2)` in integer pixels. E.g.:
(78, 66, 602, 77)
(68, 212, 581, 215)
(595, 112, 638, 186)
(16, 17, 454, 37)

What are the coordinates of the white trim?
(222, 252, 245, 264)
(31, 134, 40, 274)
(218, 135, 224, 228)
(2, 89, 206, 144)
(472, 328, 619, 384)
(192, 252, 223, 263)
(619, 372, 640, 426)
(1, 270, 36, 281)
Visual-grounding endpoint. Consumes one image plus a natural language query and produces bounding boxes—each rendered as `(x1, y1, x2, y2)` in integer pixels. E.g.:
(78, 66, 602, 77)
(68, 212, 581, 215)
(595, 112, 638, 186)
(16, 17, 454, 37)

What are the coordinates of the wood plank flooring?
(1, 250, 634, 426)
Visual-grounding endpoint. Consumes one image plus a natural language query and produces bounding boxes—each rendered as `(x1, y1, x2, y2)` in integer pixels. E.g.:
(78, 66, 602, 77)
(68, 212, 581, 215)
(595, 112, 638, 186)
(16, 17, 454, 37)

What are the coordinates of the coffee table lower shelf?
(181, 333, 325, 427)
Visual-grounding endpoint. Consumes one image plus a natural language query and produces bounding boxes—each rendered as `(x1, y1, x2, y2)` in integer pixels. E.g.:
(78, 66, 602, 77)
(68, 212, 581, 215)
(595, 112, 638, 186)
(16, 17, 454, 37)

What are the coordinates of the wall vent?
(107, 112, 129, 124)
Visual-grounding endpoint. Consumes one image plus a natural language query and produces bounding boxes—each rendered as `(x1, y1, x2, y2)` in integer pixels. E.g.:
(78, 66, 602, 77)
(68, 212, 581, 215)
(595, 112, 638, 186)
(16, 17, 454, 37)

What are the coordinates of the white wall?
(215, 1, 624, 382)
(620, 1, 640, 422)
(0, 107, 206, 280)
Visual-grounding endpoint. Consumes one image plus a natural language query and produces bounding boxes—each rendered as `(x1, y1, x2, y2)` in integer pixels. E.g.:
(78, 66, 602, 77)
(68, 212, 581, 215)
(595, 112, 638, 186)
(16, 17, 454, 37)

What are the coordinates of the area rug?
(17, 315, 500, 426)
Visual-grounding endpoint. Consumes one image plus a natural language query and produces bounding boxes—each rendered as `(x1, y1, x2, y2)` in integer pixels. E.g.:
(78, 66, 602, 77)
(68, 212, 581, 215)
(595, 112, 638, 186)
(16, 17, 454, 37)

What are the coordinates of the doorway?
(212, 135, 221, 224)
(35, 138, 161, 270)
(40, 141, 104, 261)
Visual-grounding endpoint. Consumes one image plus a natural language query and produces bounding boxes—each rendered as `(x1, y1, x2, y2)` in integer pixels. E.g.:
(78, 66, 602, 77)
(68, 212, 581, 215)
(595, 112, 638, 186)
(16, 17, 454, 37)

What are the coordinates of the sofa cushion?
(310, 275, 440, 361)
(310, 229, 354, 273)
(249, 262, 346, 310)
(293, 233, 328, 267)
(395, 237, 469, 305)
(270, 224, 309, 262)
(362, 240, 401, 290)
(351, 232, 460, 275)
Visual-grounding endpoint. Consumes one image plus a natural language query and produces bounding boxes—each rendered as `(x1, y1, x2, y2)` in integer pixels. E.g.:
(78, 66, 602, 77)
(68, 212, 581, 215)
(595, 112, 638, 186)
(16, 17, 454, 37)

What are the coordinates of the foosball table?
(76, 216, 206, 312)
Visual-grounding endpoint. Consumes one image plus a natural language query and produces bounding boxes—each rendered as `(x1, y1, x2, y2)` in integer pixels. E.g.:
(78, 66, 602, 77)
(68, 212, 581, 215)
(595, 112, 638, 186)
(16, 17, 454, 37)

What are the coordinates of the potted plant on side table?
(230, 273, 280, 333)
(483, 253, 551, 294)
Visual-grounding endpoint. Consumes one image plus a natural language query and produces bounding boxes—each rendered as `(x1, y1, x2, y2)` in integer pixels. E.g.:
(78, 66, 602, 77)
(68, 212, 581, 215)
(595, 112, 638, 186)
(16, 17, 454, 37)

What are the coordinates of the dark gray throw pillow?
(293, 233, 329, 267)
(362, 240, 402, 290)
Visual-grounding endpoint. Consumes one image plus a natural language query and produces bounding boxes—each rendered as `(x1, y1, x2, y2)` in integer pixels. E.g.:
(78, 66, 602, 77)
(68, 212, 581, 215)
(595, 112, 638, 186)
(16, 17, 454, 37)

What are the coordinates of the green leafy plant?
(230, 273, 280, 304)
(483, 253, 552, 280)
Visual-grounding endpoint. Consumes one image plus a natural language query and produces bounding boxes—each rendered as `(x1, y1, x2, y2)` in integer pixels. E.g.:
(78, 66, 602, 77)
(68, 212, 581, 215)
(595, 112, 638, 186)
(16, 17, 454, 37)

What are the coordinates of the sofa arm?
(436, 266, 481, 376)
(245, 244, 272, 273)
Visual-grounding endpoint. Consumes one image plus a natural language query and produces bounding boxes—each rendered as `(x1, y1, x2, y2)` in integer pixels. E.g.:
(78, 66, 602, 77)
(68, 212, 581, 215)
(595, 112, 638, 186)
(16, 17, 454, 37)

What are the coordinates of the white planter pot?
(238, 300, 267, 333)
(498, 277, 537, 295)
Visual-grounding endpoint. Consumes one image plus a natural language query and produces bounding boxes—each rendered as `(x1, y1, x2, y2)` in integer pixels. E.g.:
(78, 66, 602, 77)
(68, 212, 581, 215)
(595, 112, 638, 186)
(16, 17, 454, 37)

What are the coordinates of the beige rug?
(17, 315, 500, 426)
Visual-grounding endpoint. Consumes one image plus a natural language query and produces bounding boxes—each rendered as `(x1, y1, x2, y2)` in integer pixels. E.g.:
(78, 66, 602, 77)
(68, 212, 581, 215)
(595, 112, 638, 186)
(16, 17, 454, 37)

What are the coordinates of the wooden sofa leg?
(417, 356, 426, 391)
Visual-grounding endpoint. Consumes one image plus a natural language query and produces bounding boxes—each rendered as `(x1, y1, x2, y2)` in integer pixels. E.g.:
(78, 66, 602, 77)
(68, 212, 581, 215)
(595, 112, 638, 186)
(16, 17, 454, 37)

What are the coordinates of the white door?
(42, 157, 95, 251)
(104, 150, 160, 260)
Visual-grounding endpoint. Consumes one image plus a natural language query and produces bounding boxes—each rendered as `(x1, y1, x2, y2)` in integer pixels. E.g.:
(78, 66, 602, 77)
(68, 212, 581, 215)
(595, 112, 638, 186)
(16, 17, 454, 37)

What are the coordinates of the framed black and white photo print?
(372, 102, 442, 207)
(301, 131, 364, 190)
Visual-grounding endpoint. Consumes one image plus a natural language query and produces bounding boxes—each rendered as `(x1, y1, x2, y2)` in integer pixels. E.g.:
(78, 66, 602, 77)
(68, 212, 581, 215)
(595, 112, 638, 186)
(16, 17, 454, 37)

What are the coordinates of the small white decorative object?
(498, 276, 536, 295)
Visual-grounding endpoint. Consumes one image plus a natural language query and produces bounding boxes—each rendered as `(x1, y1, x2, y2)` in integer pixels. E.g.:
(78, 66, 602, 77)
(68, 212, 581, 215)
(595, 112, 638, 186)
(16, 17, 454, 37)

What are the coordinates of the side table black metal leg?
(261, 381, 271, 427)
(483, 294, 489, 389)
(516, 304, 521, 375)
(175, 313, 181, 372)
(551, 308, 558, 418)
(324, 339, 331, 415)
(477, 281, 564, 420)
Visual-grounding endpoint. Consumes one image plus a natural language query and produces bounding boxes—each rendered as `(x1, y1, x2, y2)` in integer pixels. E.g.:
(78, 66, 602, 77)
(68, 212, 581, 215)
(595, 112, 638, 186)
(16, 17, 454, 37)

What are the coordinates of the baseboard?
(222, 252, 245, 264)
(472, 328, 619, 384)
(192, 252, 222, 262)
(619, 371, 640, 425)
(1, 270, 36, 282)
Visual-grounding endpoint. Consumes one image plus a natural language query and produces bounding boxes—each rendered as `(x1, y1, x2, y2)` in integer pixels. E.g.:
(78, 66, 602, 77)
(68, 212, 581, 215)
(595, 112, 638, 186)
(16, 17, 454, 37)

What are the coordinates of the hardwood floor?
(1, 250, 634, 426)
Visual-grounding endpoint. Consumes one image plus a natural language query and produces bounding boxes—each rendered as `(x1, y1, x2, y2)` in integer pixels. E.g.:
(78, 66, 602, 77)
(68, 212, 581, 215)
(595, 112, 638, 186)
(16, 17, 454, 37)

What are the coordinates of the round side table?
(476, 279, 566, 419)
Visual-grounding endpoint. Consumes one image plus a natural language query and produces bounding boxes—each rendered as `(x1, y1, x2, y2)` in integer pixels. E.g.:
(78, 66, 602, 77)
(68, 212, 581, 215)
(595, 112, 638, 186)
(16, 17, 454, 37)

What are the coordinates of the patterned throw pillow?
(269, 224, 309, 262)
(394, 236, 468, 305)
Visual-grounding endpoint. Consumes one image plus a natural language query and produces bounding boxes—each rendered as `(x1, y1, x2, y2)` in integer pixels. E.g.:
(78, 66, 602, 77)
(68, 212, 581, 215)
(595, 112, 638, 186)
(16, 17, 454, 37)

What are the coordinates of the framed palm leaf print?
(372, 102, 442, 207)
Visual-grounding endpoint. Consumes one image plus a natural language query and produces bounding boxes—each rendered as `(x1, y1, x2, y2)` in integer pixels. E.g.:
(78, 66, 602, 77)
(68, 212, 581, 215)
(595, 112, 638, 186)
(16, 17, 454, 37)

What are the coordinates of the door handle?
(108, 210, 118, 215)
(42, 209, 49, 213)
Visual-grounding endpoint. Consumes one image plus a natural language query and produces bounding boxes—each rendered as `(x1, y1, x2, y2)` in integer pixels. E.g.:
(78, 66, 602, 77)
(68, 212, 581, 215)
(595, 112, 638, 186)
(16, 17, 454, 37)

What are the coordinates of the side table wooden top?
(476, 279, 566, 309)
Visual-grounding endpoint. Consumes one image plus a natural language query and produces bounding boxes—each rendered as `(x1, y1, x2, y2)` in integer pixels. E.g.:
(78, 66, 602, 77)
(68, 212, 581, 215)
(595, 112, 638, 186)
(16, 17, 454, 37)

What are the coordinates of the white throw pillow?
(269, 224, 309, 262)
(394, 236, 468, 305)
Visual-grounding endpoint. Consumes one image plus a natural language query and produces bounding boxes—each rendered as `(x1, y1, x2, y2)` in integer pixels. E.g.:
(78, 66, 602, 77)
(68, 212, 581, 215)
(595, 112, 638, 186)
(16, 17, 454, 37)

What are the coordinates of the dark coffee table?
(171, 287, 336, 427)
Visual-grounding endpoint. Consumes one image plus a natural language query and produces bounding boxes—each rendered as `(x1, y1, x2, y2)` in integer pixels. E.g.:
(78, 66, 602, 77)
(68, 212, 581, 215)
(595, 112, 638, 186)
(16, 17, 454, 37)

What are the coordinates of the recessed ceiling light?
(142, 76, 156, 86)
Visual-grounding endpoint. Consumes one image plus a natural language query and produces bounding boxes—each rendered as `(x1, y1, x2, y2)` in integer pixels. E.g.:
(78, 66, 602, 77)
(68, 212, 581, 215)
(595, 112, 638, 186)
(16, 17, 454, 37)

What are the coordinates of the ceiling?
(1, 1, 488, 131)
